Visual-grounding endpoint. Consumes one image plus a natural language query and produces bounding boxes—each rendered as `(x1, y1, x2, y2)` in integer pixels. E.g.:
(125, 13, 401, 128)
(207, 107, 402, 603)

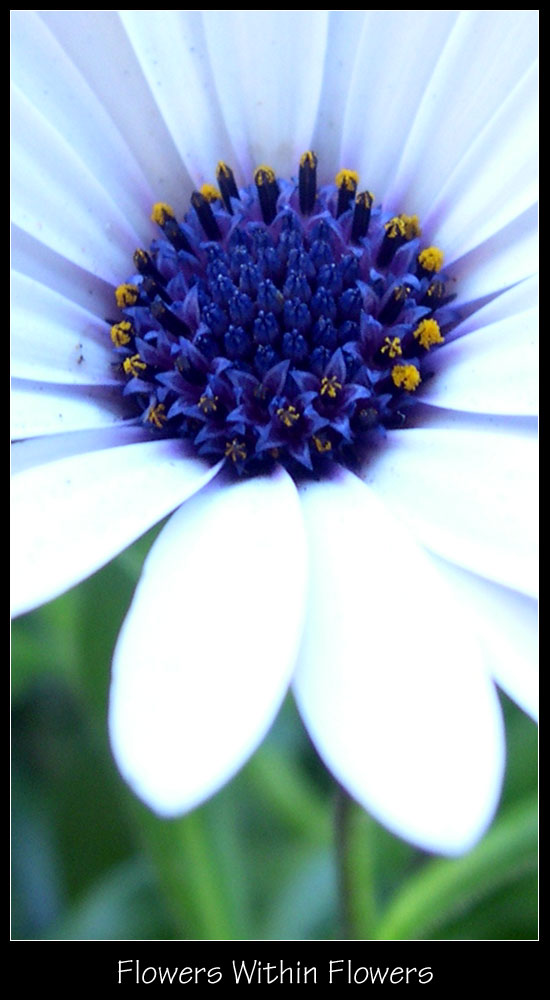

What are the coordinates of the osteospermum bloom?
(11, 11, 538, 855)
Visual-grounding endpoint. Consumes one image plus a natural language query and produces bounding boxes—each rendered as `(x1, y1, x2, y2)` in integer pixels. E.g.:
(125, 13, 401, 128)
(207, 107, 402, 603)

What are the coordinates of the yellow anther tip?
(123, 353, 147, 377)
(110, 321, 132, 347)
(147, 403, 167, 428)
(413, 318, 445, 351)
(335, 169, 359, 190)
(400, 213, 421, 239)
(115, 283, 139, 308)
(313, 435, 332, 453)
(200, 183, 221, 203)
(216, 161, 231, 178)
(356, 190, 374, 208)
(418, 246, 444, 272)
(391, 364, 421, 392)
(380, 336, 402, 359)
(300, 150, 318, 169)
(151, 202, 175, 225)
(225, 438, 247, 462)
(254, 165, 276, 185)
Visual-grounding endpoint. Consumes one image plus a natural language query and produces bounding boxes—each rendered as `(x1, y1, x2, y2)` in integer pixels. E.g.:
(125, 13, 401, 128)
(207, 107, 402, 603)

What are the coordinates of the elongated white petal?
(454, 274, 538, 330)
(39, 10, 186, 207)
(452, 204, 538, 307)
(361, 424, 538, 597)
(11, 425, 151, 475)
(11, 440, 221, 617)
(387, 10, 537, 219)
(12, 379, 130, 439)
(426, 554, 538, 721)
(109, 469, 307, 816)
(202, 11, 329, 181)
(11, 10, 155, 235)
(12, 224, 114, 318)
(119, 10, 237, 188)
(294, 472, 504, 855)
(341, 10, 460, 200)
(310, 11, 368, 172)
(420, 307, 538, 415)
(12, 271, 117, 386)
(426, 64, 538, 260)
(11, 83, 139, 284)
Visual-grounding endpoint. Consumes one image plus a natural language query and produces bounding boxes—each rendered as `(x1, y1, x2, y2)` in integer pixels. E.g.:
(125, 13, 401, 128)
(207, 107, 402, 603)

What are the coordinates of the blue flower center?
(110, 154, 454, 476)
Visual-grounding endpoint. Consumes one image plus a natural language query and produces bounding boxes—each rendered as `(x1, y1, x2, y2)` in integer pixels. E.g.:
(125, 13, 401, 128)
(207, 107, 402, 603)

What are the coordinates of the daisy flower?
(11, 10, 538, 857)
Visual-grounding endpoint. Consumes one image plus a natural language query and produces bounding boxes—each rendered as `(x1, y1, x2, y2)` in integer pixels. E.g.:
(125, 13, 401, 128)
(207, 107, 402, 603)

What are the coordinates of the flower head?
(11, 10, 538, 856)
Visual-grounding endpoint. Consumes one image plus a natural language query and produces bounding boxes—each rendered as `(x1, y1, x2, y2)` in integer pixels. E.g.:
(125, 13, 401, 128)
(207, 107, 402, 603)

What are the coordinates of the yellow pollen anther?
(413, 318, 445, 351)
(418, 246, 444, 273)
(151, 202, 175, 226)
(216, 161, 232, 179)
(356, 190, 374, 209)
(225, 438, 247, 462)
(200, 183, 221, 203)
(115, 283, 139, 308)
(320, 375, 342, 398)
(380, 336, 402, 358)
(385, 216, 407, 239)
(110, 321, 132, 347)
(123, 353, 147, 378)
(300, 150, 318, 169)
(335, 168, 359, 190)
(391, 364, 421, 391)
(313, 435, 332, 453)
(133, 248, 148, 267)
(198, 394, 218, 414)
(254, 165, 276, 185)
(276, 405, 300, 428)
(427, 280, 445, 298)
(147, 402, 167, 428)
(399, 213, 421, 240)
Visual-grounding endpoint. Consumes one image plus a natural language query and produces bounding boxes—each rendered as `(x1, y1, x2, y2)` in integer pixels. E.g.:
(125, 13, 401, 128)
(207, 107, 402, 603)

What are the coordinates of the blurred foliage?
(12, 528, 538, 940)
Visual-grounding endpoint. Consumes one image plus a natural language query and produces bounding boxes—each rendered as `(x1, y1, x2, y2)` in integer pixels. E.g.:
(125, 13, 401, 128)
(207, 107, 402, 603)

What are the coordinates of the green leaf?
(373, 796, 537, 940)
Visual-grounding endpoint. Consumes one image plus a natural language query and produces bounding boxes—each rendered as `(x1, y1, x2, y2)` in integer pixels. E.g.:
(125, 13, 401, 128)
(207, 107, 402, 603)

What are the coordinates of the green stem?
(335, 786, 377, 939)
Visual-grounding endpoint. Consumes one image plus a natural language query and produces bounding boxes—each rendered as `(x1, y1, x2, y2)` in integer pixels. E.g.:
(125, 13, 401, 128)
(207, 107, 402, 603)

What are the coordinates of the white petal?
(11, 440, 221, 617)
(11, 379, 130, 439)
(341, 10, 460, 200)
(11, 425, 151, 475)
(11, 10, 155, 235)
(387, 10, 538, 219)
(420, 306, 538, 415)
(310, 11, 369, 172)
(11, 83, 139, 284)
(452, 204, 538, 306)
(119, 10, 236, 189)
(12, 271, 116, 386)
(426, 64, 538, 261)
(294, 471, 504, 855)
(39, 10, 187, 206)
(109, 468, 307, 816)
(12, 224, 114, 318)
(454, 273, 538, 329)
(425, 554, 538, 721)
(202, 11, 329, 180)
(361, 423, 538, 597)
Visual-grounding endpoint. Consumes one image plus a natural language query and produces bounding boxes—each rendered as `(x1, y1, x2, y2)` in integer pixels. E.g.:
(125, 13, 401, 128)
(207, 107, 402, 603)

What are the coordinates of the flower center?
(110, 154, 454, 476)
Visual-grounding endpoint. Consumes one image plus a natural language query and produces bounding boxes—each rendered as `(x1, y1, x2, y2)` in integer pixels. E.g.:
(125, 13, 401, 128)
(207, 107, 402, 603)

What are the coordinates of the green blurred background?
(12, 526, 537, 940)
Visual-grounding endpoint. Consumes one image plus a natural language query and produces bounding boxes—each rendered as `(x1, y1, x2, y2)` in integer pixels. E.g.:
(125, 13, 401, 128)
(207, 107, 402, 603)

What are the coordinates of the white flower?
(11, 10, 538, 855)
